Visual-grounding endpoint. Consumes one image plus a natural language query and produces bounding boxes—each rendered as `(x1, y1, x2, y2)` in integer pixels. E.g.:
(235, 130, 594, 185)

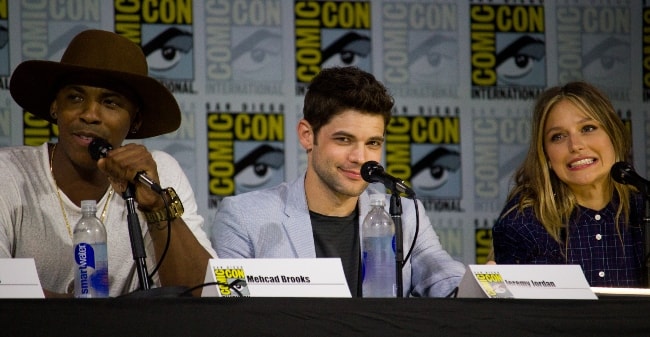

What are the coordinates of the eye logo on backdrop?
(381, 1, 460, 98)
(206, 103, 285, 209)
(143, 27, 194, 79)
(294, 1, 372, 95)
(385, 106, 462, 212)
(204, 0, 284, 95)
(115, 0, 195, 94)
(555, 0, 631, 101)
(469, 1, 546, 100)
(231, 28, 282, 81)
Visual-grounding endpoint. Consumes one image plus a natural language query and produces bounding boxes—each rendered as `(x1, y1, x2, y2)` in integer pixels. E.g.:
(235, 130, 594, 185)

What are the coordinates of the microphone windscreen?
(89, 138, 113, 161)
(611, 161, 633, 185)
(361, 161, 381, 183)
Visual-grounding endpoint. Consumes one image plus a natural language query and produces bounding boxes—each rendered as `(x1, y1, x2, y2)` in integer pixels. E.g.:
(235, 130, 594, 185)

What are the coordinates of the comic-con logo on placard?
(385, 107, 462, 212)
(115, 0, 195, 94)
(382, 1, 460, 98)
(214, 267, 250, 297)
(207, 104, 285, 209)
(204, 0, 283, 95)
(555, 0, 631, 101)
(474, 271, 513, 298)
(295, 1, 372, 94)
(470, 1, 546, 100)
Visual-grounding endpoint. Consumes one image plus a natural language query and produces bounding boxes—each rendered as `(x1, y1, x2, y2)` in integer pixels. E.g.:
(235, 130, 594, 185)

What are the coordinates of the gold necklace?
(49, 143, 114, 237)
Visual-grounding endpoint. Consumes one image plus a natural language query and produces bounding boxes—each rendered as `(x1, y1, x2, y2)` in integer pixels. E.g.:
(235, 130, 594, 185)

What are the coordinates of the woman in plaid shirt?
(492, 81, 644, 287)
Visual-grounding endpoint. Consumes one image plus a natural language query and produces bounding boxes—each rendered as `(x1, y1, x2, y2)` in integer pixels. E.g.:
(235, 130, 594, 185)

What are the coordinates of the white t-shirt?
(0, 143, 216, 296)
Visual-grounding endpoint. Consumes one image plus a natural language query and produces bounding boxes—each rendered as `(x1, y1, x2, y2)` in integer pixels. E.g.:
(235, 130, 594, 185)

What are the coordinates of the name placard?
(0, 258, 44, 298)
(458, 264, 597, 300)
(202, 258, 351, 298)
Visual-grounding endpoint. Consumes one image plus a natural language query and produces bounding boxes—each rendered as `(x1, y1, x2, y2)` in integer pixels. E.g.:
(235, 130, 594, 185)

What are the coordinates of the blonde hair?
(503, 82, 634, 246)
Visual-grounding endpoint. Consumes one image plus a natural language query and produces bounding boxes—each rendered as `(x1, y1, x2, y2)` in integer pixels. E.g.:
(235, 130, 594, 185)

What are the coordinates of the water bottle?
(362, 194, 396, 297)
(73, 200, 109, 298)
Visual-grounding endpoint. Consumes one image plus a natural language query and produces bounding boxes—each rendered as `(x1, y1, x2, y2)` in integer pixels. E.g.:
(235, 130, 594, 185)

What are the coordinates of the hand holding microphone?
(89, 138, 164, 194)
(361, 161, 415, 198)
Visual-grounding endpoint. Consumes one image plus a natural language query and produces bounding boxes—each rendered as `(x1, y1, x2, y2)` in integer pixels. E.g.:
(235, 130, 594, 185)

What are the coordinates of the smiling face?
(543, 99, 616, 193)
(50, 84, 139, 169)
(299, 109, 385, 207)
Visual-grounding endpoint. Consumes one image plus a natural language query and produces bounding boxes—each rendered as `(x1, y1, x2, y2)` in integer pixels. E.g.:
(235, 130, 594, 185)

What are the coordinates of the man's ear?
(297, 119, 314, 152)
(49, 102, 58, 120)
(130, 110, 143, 134)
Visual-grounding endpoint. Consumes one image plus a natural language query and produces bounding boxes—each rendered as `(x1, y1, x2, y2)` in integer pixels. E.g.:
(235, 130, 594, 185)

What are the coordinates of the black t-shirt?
(310, 209, 361, 297)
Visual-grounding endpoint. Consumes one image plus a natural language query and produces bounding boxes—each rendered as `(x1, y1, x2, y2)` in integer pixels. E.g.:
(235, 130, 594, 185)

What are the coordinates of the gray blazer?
(211, 174, 466, 297)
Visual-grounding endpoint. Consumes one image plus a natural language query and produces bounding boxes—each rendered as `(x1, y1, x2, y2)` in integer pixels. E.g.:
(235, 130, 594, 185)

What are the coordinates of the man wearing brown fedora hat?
(1, 29, 216, 297)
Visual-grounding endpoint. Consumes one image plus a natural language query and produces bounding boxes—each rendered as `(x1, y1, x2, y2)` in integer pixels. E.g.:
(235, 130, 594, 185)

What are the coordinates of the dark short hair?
(303, 66, 394, 137)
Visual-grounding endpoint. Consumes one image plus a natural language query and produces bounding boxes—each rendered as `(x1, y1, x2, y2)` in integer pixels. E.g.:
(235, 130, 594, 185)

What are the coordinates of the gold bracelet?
(142, 187, 184, 223)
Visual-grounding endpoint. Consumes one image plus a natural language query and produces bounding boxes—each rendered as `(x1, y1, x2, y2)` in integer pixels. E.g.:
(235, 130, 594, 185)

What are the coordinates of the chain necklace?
(49, 143, 114, 237)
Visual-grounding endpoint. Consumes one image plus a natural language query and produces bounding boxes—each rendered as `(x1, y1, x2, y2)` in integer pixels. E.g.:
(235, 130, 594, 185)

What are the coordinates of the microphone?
(89, 138, 164, 194)
(361, 161, 415, 198)
(611, 161, 650, 195)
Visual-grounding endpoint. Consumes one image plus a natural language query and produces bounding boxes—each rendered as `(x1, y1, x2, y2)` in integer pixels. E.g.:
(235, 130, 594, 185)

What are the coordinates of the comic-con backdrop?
(0, 0, 647, 265)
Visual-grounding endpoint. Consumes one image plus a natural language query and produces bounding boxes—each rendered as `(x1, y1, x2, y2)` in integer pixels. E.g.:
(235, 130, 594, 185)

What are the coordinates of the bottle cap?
(80, 200, 97, 213)
(369, 193, 386, 206)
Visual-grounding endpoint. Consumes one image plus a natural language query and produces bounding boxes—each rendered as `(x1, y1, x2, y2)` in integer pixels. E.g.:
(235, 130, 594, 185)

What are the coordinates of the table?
(4, 296, 649, 336)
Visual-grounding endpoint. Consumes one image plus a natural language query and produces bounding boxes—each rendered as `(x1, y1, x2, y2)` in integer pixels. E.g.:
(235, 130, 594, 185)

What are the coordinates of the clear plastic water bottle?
(362, 194, 396, 297)
(73, 200, 109, 298)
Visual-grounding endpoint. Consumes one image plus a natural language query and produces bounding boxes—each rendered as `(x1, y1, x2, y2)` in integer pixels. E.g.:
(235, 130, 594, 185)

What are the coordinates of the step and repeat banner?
(0, 0, 648, 265)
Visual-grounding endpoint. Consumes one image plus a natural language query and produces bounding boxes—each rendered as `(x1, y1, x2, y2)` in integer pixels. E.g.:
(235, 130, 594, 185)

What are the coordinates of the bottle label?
(74, 243, 109, 297)
(361, 236, 396, 297)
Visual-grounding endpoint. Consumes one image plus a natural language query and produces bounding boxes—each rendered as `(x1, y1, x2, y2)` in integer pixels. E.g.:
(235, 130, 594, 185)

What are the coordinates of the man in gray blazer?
(211, 66, 466, 297)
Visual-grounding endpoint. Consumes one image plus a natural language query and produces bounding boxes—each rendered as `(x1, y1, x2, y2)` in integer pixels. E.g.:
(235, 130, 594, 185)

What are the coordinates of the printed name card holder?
(202, 258, 351, 298)
(0, 258, 44, 298)
(457, 264, 597, 299)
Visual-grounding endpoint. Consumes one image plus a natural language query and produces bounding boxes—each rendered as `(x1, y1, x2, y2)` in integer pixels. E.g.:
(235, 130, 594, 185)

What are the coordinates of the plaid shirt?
(493, 193, 645, 287)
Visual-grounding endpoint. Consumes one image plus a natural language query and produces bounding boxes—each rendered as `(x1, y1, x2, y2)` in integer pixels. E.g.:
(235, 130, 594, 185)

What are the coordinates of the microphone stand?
(643, 184, 650, 288)
(389, 191, 404, 298)
(123, 183, 151, 291)
(118, 183, 192, 298)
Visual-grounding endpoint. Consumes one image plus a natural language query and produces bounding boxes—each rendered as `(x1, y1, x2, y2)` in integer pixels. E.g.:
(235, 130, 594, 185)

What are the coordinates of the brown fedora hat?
(9, 29, 180, 139)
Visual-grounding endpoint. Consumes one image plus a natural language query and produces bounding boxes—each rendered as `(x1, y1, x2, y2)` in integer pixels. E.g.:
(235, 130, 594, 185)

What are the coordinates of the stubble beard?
(312, 162, 367, 199)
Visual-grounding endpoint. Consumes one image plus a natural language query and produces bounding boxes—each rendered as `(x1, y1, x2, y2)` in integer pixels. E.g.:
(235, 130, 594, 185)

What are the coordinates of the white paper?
(202, 258, 351, 298)
(458, 264, 597, 300)
(0, 258, 44, 298)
